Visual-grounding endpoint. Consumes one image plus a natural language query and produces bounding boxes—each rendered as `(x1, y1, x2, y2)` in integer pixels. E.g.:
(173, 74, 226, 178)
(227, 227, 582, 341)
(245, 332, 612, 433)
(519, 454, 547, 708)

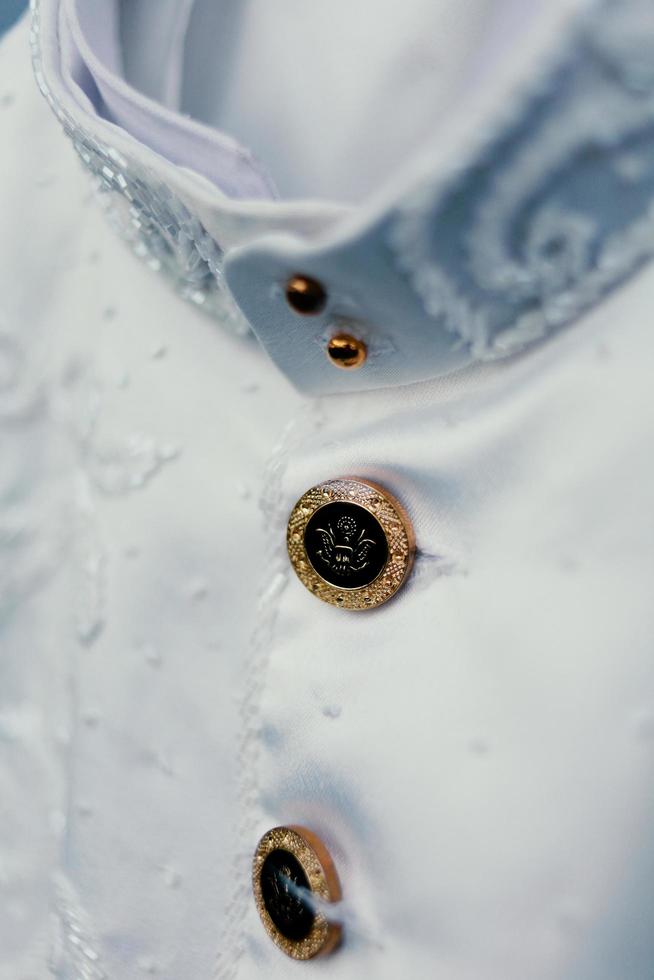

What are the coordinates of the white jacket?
(2, 2, 654, 977)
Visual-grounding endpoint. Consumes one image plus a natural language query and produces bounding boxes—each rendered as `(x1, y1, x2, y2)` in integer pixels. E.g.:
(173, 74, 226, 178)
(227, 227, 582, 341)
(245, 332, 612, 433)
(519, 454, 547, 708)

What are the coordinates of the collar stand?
(32, 0, 654, 394)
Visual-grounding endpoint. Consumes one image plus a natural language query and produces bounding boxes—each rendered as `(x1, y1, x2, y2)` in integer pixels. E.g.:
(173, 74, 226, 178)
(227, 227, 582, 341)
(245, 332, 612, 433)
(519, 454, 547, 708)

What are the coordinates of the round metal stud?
(252, 826, 342, 959)
(287, 478, 415, 610)
(285, 275, 327, 315)
(326, 333, 367, 369)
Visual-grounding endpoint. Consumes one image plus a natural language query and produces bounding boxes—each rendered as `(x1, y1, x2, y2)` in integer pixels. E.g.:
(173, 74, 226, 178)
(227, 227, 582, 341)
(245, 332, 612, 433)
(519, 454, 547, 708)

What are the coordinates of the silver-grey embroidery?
(29, 0, 248, 335)
(389, 0, 654, 359)
(50, 873, 108, 980)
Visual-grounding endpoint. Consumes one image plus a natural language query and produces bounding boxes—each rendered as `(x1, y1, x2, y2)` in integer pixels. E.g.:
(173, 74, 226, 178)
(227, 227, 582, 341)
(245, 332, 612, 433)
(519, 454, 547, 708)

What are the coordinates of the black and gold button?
(252, 826, 342, 959)
(287, 478, 415, 610)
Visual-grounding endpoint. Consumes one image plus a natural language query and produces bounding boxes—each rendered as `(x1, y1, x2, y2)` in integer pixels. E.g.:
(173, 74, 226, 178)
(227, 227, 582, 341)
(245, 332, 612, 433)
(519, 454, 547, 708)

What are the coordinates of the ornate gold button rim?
(286, 478, 415, 610)
(252, 825, 342, 960)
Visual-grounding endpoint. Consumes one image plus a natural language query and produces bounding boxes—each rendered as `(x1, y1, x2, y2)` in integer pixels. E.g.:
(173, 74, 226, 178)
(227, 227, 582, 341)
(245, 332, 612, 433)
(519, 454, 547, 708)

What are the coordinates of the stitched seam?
(213, 401, 323, 980)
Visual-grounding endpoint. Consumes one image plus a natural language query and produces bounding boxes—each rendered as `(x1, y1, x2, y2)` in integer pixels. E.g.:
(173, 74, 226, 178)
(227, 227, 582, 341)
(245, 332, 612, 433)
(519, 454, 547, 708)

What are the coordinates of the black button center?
(260, 849, 315, 942)
(304, 501, 388, 590)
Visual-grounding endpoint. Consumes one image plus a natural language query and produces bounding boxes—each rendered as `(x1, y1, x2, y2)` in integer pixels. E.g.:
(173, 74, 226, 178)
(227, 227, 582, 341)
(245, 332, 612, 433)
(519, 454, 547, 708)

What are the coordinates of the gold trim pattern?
(287, 478, 415, 610)
(252, 826, 342, 959)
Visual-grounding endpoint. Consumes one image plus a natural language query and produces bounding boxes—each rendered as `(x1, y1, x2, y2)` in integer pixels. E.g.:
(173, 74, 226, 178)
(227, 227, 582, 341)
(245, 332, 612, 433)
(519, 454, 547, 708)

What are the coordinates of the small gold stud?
(326, 333, 367, 370)
(285, 275, 327, 315)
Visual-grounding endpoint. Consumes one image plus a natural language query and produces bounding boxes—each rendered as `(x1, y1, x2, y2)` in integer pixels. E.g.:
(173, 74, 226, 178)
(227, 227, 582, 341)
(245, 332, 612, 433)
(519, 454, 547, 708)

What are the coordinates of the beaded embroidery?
(29, 0, 248, 334)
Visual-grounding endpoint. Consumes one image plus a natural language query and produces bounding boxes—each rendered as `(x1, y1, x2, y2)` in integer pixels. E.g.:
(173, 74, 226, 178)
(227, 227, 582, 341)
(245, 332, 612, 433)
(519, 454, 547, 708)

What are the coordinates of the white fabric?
(66, 0, 277, 200)
(180, 0, 507, 200)
(3, 9, 654, 980)
(68, 0, 584, 203)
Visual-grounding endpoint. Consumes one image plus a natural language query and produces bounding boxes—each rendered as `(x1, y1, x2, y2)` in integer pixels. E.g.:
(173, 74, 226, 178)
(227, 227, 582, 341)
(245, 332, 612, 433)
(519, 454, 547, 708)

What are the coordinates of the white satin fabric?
(2, 8, 654, 980)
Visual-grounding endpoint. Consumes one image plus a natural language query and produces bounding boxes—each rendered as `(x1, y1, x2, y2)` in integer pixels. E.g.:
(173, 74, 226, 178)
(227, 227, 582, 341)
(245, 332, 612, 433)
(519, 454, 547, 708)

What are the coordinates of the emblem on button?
(287, 478, 415, 609)
(252, 826, 342, 959)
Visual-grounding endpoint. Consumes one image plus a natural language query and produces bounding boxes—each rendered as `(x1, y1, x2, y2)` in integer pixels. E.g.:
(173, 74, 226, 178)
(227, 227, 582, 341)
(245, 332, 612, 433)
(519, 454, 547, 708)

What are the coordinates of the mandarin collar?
(31, 0, 654, 394)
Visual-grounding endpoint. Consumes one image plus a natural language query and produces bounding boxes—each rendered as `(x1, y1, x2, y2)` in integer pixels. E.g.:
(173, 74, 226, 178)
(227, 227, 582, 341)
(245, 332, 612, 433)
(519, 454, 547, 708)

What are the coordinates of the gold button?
(252, 826, 342, 959)
(287, 478, 415, 610)
(285, 275, 327, 315)
(326, 333, 367, 369)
